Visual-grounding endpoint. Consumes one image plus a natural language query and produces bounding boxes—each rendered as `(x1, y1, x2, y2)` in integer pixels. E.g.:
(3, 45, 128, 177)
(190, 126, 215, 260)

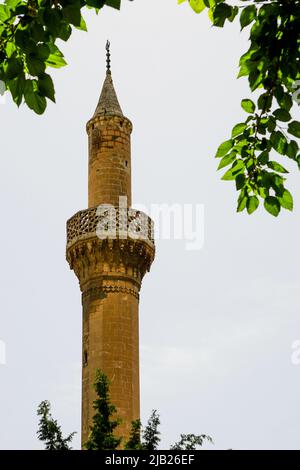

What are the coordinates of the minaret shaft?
(66, 58, 155, 448)
(82, 282, 140, 445)
(87, 114, 132, 208)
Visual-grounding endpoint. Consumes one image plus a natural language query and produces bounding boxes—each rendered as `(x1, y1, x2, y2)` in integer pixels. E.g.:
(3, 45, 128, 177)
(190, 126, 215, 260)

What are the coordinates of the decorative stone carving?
(66, 208, 155, 294)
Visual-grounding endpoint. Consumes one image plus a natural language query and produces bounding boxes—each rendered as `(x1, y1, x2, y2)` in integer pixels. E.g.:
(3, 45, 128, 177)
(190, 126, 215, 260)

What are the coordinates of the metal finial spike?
(106, 40, 111, 73)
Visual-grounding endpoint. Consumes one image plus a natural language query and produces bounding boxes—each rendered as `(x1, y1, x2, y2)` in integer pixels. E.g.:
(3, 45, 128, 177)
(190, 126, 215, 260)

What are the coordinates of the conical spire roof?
(93, 71, 123, 118)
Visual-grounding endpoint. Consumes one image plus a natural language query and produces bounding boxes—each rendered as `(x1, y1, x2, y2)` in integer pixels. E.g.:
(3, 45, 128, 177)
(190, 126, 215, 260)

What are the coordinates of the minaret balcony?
(66, 207, 155, 289)
(66, 206, 155, 250)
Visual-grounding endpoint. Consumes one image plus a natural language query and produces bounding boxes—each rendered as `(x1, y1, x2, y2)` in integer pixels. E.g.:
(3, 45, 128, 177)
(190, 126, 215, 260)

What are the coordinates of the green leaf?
(45, 45, 67, 69)
(249, 70, 263, 91)
(246, 157, 255, 171)
(232, 159, 245, 176)
(38, 73, 55, 102)
(15, 30, 35, 54)
(24, 80, 47, 114)
(237, 191, 247, 212)
(62, 5, 81, 27)
(278, 189, 293, 212)
(229, 6, 239, 23)
(86, 0, 106, 8)
(7, 73, 25, 106)
(57, 22, 72, 41)
(286, 140, 298, 160)
(241, 99, 255, 114)
(257, 151, 269, 165)
(0, 4, 10, 22)
(270, 174, 285, 197)
(36, 44, 50, 60)
(258, 186, 268, 199)
(264, 196, 281, 217)
(247, 195, 259, 214)
(43, 9, 63, 36)
(258, 93, 272, 111)
(288, 121, 300, 139)
(13, 4, 26, 15)
(273, 109, 291, 122)
(270, 131, 287, 155)
(267, 117, 276, 133)
(105, 0, 121, 9)
(240, 5, 256, 30)
(5, 41, 16, 58)
(5, 0, 22, 9)
(215, 139, 233, 158)
(235, 173, 245, 190)
(231, 122, 247, 138)
(217, 151, 236, 170)
(212, 3, 233, 27)
(76, 15, 87, 31)
(267, 161, 288, 174)
(189, 0, 205, 14)
(221, 168, 235, 181)
(238, 63, 251, 79)
(5, 58, 23, 80)
(26, 55, 46, 76)
(275, 90, 293, 112)
(30, 23, 46, 43)
(46, 54, 67, 68)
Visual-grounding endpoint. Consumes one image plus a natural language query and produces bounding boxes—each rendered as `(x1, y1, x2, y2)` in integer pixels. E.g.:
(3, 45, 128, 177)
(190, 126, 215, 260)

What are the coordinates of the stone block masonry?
(66, 64, 155, 447)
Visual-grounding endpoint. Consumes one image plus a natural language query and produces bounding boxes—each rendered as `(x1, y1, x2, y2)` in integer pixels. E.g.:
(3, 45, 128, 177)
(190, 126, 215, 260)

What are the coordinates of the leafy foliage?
(125, 414, 213, 451)
(37, 372, 212, 451)
(0, 0, 123, 114)
(37, 400, 75, 450)
(2, 0, 300, 217)
(84, 369, 122, 450)
(170, 433, 213, 450)
(179, 0, 300, 216)
(141, 409, 161, 451)
(124, 419, 144, 450)
(125, 411, 161, 450)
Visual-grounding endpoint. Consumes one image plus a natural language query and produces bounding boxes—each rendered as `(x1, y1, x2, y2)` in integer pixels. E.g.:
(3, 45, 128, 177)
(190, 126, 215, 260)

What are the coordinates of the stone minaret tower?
(66, 42, 155, 446)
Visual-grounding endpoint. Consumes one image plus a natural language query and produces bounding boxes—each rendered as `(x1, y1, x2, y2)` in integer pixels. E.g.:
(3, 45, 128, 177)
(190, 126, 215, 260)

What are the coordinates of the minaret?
(66, 42, 155, 447)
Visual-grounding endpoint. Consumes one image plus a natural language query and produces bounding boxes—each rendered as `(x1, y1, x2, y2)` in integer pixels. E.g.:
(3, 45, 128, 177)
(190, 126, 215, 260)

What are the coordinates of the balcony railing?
(67, 207, 155, 247)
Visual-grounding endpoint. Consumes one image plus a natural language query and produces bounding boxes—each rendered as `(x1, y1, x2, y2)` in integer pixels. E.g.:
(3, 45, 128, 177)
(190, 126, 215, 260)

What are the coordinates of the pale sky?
(1, 0, 300, 450)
